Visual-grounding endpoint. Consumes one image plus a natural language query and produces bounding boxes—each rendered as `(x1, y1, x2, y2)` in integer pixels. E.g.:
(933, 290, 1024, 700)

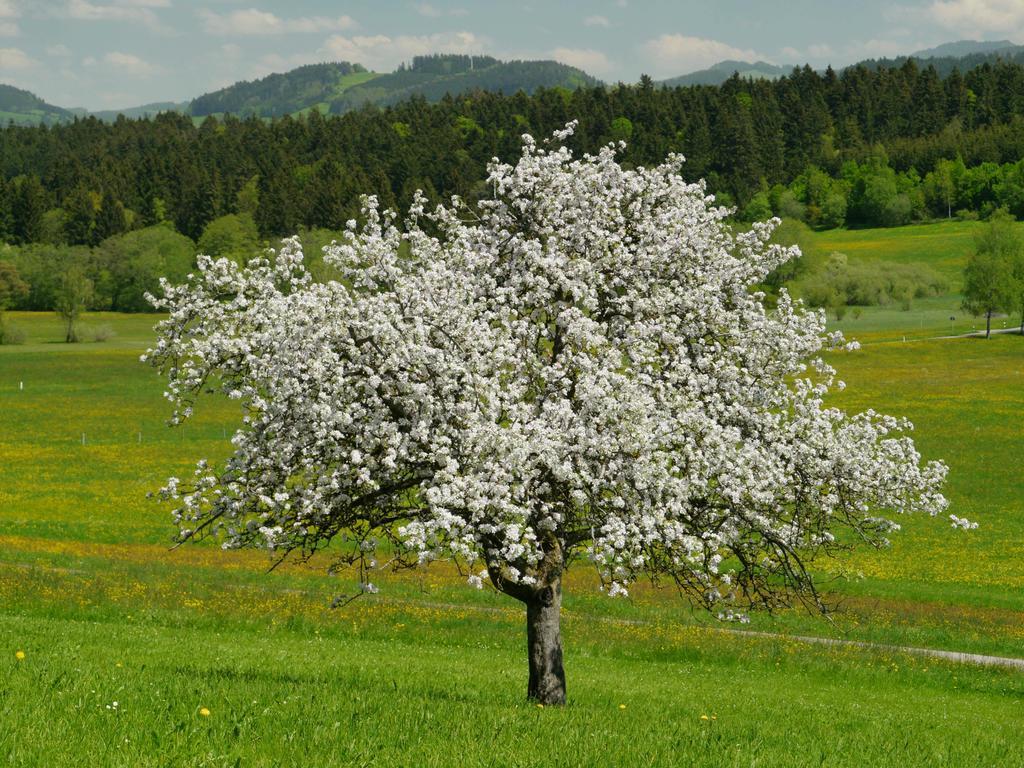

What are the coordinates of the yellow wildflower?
(700, 714, 709, 721)
(199, 707, 211, 717)
(15, 650, 25, 661)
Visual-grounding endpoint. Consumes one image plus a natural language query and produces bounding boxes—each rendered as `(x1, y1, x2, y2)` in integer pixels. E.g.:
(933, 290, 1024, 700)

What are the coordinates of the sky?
(0, 0, 1022, 110)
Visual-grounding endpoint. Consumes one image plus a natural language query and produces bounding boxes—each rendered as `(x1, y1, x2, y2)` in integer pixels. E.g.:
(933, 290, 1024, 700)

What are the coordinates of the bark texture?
(483, 536, 565, 708)
(486, 537, 567, 705)
(526, 579, 566, 705)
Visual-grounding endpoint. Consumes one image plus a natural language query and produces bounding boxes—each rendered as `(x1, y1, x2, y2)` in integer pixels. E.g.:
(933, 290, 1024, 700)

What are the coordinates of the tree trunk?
(986, 309, 992, 339)
(526, 579, 566, 705)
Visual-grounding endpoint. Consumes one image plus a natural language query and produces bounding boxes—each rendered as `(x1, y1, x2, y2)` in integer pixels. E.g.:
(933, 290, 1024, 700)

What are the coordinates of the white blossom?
(144, 125, 955, 613)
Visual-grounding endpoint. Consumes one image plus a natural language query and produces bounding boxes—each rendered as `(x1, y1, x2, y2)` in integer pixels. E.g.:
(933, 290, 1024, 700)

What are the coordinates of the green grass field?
(2, 227, 1023, 768)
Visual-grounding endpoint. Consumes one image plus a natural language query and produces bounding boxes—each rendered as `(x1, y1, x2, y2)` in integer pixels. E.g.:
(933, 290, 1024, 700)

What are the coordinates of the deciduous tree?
(56, 265, 94, 343)
(146, 128, 955, 706)
(962, 209, 1018, 337)
(0, 259, 28, 343)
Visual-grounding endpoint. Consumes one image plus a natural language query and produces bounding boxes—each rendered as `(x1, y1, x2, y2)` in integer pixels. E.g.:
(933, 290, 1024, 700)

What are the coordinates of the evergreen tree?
(11, 176, 47, 245)
(64, 186, 97, 245)
(256, 163, 298, 237)
(94, 189, 128, 243)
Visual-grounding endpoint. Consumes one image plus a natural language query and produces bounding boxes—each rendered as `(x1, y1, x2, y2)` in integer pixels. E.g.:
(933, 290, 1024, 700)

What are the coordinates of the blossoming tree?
(145, 126, 957, 706)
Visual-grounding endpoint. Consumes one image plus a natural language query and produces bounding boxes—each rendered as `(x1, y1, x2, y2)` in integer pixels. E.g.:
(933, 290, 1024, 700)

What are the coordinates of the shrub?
(795, 253, 948, 311)
(0, 320, 26, 345)
(91, 323, 116, 342)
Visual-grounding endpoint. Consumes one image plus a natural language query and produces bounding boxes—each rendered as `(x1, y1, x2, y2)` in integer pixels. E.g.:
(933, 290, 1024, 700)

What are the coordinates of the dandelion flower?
(15, 650, 25, 661)
(536, 703, 544, 709)
(618, 704, 626, 710)
(700, 714, 709, 721)
(199, 707, 211, 717)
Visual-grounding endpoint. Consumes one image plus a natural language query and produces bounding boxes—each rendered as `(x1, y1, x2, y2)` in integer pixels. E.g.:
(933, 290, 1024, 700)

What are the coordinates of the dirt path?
(931, 326, 1024, 340)
(727, 628, 1024, 670)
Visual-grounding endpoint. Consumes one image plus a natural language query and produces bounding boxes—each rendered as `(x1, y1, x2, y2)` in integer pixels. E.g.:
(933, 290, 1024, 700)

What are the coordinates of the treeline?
(3, 58, 1024, 248)
(0, 218, 347, 313)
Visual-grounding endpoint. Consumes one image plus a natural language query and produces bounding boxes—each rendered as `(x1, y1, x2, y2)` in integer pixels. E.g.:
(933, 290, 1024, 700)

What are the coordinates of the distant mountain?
(190, 55, 599, 119)
(0, 83, 75, 125)
(659, 60, 793, 87)
(659, 42, 1024, 90)
(89, 101, 189, 121)
(853, 42, 1024, 77)
(911, 40, 1018, 59)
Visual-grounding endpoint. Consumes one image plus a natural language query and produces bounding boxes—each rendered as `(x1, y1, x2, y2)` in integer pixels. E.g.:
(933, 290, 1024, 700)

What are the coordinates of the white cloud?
(925, 0, 1024, 34)
(584, 15, 610, 27)
(548, 46, 613, 75)
(413, 4, 467, 18)
(320, 31, 486, 71)
(640, 34, 765, 77)
(249, 51, 319, 78)
(103, 50, 156, 75)
(0, 0, 17, 32)
(47, 43, 73, 57)
(199, 9, 357, 36)
(61, 0, 172, 30)
(0, 46, 34, 70)
(415, 3, 442, 17)
(82, 50, 157, 75)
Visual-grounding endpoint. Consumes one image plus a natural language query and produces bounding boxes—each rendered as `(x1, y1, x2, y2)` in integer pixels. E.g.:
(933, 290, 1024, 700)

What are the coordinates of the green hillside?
(0, 83, 74, 126)
(187, 55, 599, 119)
(190, 61, 377, 118)
(328, 55, 600, 113)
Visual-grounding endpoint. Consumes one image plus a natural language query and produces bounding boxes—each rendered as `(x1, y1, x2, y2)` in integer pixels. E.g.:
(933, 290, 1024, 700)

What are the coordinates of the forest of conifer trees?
(3, 56, 1024, 314)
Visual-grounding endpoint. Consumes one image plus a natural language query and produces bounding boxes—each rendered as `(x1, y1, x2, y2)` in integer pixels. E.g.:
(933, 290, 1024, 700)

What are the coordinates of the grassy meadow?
(807, 219, 1024, 342)
(1, 220, 1023, 766)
